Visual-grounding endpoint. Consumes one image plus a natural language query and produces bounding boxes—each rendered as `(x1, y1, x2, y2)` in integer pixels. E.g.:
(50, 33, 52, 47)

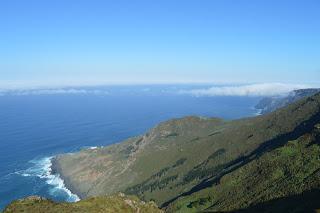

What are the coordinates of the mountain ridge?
(5, 92, 320, 212)
(51, 92, 320, 210)
(255, 88, 320, 114)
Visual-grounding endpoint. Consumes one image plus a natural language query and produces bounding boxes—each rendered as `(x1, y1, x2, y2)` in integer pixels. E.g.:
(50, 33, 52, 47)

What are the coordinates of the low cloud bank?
(0, 89, 110, 96)
(0, 83, 315, 97)
(179, 83, 311, 97)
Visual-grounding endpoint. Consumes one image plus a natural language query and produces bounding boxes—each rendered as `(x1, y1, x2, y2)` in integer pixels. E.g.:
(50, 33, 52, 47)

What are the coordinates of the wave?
(88, 146, 98, 150)
(16, 156, 80, 202)
(254, 109, 263, 116)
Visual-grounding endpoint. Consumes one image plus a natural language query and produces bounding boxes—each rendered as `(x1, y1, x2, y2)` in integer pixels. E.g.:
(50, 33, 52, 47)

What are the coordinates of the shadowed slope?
(167, 109, 320, 212)
(236, 189, 320, 213)
(52, 93, 320, 210)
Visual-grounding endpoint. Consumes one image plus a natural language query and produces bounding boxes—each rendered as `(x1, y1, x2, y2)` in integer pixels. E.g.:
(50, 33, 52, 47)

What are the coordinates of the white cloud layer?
(179, 83, 311, 97)
(0, 89, 110, 96)
(0, 83, 316, 97)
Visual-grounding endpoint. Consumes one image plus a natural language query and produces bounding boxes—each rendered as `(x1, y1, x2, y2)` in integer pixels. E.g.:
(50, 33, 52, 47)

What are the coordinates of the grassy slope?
(167, 125, 320, 212)
(53, 93, 320, 210)
(3, 194, 162, 213)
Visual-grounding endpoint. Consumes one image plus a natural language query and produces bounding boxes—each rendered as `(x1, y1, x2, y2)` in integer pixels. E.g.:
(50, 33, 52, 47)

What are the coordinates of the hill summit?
(5, 92, 320, 212)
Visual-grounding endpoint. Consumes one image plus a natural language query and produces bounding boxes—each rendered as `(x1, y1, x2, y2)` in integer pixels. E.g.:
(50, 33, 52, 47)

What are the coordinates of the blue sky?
(0, 0, 320, 87)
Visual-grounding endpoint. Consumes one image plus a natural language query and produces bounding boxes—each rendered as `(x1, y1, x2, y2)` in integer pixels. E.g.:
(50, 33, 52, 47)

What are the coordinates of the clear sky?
(1, 0, 320, 87)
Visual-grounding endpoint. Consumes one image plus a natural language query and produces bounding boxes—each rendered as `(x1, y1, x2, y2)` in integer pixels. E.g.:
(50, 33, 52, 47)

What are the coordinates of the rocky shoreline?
(50, 156, 85, 200)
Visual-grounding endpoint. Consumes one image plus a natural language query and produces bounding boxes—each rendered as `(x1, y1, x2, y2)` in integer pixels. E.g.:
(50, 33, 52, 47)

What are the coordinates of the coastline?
(50, 156, 84, 200)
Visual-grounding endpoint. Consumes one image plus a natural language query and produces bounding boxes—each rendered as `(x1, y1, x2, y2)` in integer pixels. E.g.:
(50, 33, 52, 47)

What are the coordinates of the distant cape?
(255, 88, 320, 114)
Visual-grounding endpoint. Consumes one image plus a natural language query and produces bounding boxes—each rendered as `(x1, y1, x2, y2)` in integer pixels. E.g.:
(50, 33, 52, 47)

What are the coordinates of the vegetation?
(167, 125, 320, 212)
(255, 88, 320, 114)
(4, 194, 162, 213)
(6, 92, 320, 212)
(172, 158, 187, 168)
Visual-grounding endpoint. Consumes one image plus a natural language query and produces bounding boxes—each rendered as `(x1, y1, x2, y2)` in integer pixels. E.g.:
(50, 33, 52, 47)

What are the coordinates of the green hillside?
(51, 93, 320, 209)
(5, 92, 320, 212)
(3, 194, 162, 213)
(167, 121, 320, 212)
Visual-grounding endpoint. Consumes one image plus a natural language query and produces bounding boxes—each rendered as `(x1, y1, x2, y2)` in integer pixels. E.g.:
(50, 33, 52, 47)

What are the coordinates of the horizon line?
(1, 80, 320, 91)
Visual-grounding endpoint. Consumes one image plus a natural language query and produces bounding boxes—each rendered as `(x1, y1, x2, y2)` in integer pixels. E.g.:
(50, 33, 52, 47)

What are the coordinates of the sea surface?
(0, 85, 262, 210)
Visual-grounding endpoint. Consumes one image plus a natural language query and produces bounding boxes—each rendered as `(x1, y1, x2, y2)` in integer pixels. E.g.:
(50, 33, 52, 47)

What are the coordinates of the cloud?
(179, 83, 311, 97)
(0, 88, 110, 96)
(0, 83, 316, 97)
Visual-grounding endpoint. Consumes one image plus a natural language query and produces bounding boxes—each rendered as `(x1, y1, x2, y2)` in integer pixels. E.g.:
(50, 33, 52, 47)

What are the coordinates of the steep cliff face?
(50, 92, 320, 212)
(255, 88, 320, 114)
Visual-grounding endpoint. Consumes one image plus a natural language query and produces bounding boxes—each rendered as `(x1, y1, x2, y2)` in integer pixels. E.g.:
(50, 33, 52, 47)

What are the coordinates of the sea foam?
(17, 156, 80, 202)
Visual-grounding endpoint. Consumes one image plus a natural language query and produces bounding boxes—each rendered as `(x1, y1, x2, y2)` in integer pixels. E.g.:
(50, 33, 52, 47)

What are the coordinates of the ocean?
(0, 85, 261, 210)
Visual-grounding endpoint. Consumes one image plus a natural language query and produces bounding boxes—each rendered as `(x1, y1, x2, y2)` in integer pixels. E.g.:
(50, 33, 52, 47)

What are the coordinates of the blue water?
(0, 85, 261, 210)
